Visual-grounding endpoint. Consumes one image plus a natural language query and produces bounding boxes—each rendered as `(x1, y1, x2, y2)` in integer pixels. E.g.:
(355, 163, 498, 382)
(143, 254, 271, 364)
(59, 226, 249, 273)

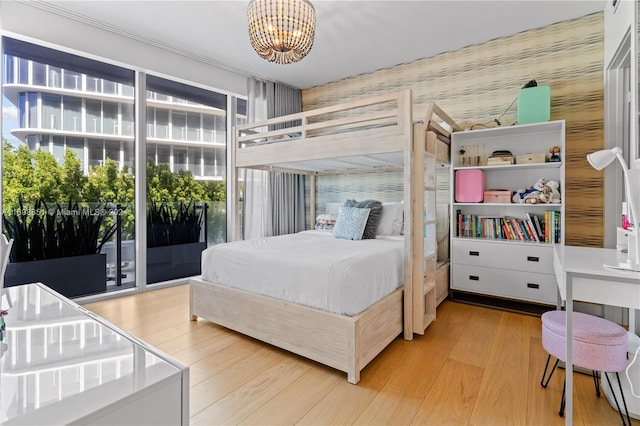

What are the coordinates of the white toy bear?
(513, 178, 561, 204)
(533, 178, 561, 204)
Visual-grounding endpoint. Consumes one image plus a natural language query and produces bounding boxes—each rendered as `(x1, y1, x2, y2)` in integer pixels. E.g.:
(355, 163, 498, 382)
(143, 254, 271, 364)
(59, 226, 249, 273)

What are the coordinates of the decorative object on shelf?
(247, 0, 316, 64)
(458, 144, 486, 166)
(455, 169, 484, 202)
(517, 84, 551, 125)
(516, 152, 546, 164)
(483, 190, 512, 203)
(548, 145, 561, 162)
(587, 147, 640, 271)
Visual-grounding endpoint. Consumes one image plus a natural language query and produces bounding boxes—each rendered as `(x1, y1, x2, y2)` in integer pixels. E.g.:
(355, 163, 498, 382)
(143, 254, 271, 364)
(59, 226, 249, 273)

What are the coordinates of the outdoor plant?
(147, 201, 203, 248)
(2, 199, 120, 263)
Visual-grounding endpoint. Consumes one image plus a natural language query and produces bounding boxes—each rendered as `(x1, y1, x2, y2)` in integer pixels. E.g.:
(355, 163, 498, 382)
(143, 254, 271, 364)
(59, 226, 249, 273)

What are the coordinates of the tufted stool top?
(541, 310, 628, 373)
(542, 311, 627, 345)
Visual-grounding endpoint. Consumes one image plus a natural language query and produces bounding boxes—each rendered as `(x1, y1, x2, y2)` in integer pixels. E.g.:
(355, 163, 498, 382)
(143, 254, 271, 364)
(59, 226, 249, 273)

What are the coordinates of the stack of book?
(486, 150, 514, 166)
(455, 210, 561, 243)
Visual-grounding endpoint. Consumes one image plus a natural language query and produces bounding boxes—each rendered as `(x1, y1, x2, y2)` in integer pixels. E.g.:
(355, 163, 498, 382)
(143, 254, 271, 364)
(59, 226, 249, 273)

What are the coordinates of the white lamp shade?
(586, 146, 640, 269)
(587, 148, 618, 171)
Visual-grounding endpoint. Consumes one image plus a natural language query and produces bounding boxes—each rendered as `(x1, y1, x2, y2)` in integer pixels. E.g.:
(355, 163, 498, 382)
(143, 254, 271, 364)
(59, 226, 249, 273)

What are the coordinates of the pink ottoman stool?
(540, 310, 631, 425)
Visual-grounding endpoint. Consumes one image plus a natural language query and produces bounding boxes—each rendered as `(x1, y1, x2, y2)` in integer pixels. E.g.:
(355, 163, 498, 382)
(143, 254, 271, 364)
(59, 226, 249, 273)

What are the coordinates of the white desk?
(0, 283, 189, 425)
(554, 245, 640, 425)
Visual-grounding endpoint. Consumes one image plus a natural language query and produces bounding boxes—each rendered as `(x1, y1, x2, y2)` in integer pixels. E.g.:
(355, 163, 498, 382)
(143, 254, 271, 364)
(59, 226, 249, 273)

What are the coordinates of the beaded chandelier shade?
(247, 0, 316, 64)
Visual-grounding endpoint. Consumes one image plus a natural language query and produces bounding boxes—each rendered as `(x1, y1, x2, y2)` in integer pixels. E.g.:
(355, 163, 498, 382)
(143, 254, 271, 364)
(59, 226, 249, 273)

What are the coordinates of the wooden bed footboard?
(189, 278, 403, 384)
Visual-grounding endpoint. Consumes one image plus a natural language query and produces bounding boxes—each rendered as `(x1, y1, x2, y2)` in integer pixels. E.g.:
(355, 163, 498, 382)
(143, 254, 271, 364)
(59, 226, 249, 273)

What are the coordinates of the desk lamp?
(587, 147, 640, 271)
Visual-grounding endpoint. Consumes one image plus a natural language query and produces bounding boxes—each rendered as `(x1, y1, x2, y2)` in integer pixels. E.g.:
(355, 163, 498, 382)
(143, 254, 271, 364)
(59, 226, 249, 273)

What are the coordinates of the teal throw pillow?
(333, 206, 371, 241)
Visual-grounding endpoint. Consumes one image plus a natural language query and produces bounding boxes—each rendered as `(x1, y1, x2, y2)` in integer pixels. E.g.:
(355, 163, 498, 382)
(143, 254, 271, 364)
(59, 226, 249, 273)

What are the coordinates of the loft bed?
(189, 90, 458, 384)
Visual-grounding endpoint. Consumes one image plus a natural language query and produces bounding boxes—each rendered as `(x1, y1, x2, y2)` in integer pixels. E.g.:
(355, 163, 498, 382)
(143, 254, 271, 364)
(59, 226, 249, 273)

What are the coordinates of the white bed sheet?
(200, 230, 404, 316)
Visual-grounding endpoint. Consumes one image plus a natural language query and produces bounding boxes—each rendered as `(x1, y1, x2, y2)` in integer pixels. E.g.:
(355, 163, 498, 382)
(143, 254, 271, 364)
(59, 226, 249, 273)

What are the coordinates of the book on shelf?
(486, 150, 515, 165)
(525, 213, 539, 242)
(456, 210, 560, 243)
(486, 156, 515, 165)
(532, 214, 544, 240)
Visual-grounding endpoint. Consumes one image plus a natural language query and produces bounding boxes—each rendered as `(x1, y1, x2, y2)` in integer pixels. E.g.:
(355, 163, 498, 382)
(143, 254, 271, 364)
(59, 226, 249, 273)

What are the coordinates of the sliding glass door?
(2, 37, 136, 297)
(2, 36, 241, 297)
(145, 75, 228, 284)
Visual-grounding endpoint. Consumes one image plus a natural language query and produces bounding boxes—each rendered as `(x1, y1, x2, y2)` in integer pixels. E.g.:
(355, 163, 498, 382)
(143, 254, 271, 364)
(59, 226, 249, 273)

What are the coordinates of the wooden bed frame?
(190, 90, 458, 383)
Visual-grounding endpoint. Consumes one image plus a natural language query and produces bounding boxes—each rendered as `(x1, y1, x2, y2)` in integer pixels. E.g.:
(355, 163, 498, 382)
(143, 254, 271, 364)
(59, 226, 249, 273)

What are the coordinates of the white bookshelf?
(449, 120, 565, 306)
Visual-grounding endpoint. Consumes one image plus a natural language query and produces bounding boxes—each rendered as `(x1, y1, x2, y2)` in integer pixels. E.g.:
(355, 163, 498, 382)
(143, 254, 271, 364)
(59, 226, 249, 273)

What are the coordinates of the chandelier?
(247, 0, 316, 64)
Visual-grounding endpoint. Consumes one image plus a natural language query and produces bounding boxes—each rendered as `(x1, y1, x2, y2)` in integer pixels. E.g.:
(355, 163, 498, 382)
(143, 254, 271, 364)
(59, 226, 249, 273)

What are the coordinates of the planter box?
(5, 254, 107, 298)
(147, 242, 207, 284)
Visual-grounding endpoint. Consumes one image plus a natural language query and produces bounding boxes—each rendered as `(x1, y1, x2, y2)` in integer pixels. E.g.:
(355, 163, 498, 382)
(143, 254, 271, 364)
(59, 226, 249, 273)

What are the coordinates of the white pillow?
(376, 201, 404, 236)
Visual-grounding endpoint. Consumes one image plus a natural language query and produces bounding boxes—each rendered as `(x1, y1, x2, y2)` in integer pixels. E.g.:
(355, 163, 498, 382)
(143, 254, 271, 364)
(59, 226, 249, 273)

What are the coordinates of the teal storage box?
(517, 85, 550, 124)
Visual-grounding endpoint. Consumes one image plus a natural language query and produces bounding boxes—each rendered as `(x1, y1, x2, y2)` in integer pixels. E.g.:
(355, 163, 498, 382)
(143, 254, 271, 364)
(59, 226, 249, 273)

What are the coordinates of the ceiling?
(34, 0, 605, 90)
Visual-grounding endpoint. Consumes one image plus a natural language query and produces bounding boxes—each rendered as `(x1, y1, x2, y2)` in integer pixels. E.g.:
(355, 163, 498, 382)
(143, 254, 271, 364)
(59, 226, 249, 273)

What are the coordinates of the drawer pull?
(527, 256, 539, 262)
(527, 283, 540, 289)
(469, 275, 479, 281)
(469, 251, 480, 256)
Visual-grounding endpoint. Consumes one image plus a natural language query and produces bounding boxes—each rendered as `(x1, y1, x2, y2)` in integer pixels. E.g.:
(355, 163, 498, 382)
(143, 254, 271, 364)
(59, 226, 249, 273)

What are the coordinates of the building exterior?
(3, 55, 231, 181)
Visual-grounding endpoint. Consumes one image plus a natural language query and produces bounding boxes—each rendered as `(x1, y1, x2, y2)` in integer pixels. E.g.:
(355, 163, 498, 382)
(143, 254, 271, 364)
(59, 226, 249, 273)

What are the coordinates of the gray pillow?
(344, 199, 382, 239)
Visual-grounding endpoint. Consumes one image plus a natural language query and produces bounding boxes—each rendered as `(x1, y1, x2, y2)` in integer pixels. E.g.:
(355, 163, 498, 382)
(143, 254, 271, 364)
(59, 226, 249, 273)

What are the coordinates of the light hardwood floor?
(83, 285, 638, 425)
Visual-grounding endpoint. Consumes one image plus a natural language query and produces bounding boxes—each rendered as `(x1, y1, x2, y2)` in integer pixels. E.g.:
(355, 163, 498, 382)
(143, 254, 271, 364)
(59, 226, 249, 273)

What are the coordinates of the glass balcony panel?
(43, 94, 62, 130)
(32, 61, 46, 86)
(86, 100, 102, 134)
(48, 65, 61, 88)
(103, 102, 118, 135)
(63, 96, 82, 132)
(173, 147, 187, 172)
(156, 109, 169, 139)
(63, 70, 81, 91)
(172, 111, 186, 140)
(157, 145, 170, 167)
(28, 93, 37, 128)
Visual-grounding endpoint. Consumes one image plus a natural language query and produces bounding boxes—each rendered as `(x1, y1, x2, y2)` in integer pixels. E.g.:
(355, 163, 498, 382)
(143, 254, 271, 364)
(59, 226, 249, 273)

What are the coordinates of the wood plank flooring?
(83, 285, 638, 425)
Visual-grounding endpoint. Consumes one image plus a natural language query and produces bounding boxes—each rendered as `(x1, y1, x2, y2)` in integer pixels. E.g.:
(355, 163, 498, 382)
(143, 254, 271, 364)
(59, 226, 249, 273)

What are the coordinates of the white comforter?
(200, 230, 404, 316)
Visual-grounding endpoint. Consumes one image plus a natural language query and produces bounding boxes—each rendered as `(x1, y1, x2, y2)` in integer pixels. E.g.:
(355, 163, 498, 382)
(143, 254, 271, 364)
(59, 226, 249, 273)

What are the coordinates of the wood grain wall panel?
(303, 13, 605, 246)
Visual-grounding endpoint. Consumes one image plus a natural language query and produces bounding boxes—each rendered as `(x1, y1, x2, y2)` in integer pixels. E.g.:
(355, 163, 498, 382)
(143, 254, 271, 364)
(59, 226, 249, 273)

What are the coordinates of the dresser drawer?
(452, 239, 553, 274)
(451, 264, 557, 305)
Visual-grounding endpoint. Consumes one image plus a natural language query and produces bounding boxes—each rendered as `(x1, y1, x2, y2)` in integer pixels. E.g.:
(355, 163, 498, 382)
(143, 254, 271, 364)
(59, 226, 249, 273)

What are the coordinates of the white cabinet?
(449, 121, 565, 306)
(0, 283, 189, 425)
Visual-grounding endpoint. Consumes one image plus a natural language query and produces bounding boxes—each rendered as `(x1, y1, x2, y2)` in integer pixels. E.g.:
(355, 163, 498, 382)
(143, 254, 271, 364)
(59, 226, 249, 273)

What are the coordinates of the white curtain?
(243, 78, 306, 239)
(242, 78, 270, 240)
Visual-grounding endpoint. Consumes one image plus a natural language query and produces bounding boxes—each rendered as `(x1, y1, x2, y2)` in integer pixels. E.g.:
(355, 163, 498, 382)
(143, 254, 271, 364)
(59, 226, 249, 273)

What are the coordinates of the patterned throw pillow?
(315, 213, 337, 231)
(344, 199, 382, 239)
(333, 206, 371, 240)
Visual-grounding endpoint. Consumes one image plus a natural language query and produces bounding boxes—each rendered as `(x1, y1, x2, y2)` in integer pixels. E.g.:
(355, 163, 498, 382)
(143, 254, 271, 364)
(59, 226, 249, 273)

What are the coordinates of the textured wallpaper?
(303, 13, 605, 247)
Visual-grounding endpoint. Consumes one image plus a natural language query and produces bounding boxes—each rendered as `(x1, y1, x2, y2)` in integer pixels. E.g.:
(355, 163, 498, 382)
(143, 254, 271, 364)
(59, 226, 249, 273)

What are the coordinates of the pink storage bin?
(483, 190, 512, 203)
(455, 169, 484, 202)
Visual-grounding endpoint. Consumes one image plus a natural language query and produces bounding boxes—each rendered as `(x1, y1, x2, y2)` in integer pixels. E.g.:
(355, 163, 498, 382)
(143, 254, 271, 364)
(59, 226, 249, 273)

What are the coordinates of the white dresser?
(451, 239, 557, 304)
(0, 283, 188, 425)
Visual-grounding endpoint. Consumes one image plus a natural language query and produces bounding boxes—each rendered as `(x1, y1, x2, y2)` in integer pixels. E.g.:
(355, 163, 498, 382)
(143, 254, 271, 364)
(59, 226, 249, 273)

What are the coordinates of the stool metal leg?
(603, 372, 632, 426)
(593, 370, 601, 397)
(559, 377, 566, 417)
(541, 354, 560, 388)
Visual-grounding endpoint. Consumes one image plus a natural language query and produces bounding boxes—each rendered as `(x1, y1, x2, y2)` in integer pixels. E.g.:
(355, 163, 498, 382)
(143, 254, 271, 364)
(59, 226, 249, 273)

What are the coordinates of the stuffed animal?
(533, 178, 561, 204)
(513, 178, 561, 204)
(513, 186, 542, 204)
